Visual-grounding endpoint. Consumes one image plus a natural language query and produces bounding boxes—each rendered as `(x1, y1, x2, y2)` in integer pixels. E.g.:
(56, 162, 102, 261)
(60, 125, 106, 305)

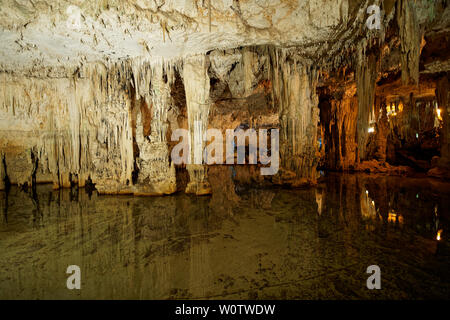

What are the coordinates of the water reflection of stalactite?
(315, 188, 323, 216)
(358, 176, 448, 242)
(188, 231, 212, 299)
(208, 166, 241, 217)
(434, 205, 443, 242)
(1, 174, 449, 299)
(315, 174, 362, 291)
(387, 209, 404, 226)
(1, 187, 8, 224)
(30, 186, 42, 228)
(436, 229, 443, 241)
(29, 150, 44, 228)
(247, 189, 275, 211)
(360, 189, 378, 220)
(361, 186, 406, 230)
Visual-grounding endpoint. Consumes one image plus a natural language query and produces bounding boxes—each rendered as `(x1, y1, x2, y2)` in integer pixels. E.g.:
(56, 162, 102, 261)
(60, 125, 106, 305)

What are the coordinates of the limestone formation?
(183, 55, 212, 195)
(356, 49, 379, 162)
(0, 0, 449, 194)
(270, 50, 320, 185)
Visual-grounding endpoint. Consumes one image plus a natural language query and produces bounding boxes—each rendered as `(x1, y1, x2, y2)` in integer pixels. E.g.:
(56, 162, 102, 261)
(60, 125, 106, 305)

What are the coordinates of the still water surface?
(0, 173, 449, 299)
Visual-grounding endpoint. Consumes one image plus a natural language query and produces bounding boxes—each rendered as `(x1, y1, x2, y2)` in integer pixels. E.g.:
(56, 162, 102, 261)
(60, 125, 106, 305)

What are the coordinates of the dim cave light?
(386, 103, 398, 117)
(437, 108, 442, 121)
(437, 229, 443, 241)
(388, 211, 404, 225)
(368, 127, 375, 133)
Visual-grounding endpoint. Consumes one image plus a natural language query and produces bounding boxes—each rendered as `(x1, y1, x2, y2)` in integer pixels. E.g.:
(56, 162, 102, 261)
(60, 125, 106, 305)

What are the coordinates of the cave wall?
(0, 66, 134, 192)
(0, 0, 450, 193)
(436, 76, 450, 166)
(0, 47, 322, 193)
(0, 61, 182, 194)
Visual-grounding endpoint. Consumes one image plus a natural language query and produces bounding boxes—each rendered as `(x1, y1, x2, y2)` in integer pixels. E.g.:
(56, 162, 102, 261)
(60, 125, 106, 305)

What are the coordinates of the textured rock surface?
(0, 0, 353, 74)
(319, 85, 358, 171)
(133, 64, 177, 195)
(0, 66, 135, 192)
(0, 0, 450, 193)
(271, 52, 319, 185)
(183, 55, 212, 195)
(356, 49, 379, 162)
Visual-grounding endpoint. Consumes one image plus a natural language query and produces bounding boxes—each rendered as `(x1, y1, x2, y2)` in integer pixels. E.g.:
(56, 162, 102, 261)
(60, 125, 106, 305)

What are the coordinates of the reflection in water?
(387, 210, 404, 226)
(0, 172, 449, 299)
(437, 229, 443, 241)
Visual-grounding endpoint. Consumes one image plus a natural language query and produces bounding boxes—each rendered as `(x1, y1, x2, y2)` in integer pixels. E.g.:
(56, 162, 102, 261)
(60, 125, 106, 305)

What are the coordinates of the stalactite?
(396, 0, 422, 85)
(134, 63, 177, 195)
(0, 55, 191, 194)
(183, 54, 212, 195)
(320, 87, 358, 171)
(80, 62, 135, 193)
(356, 46, 379, 162)
(0, 61, 136, 193)
(269, 48, 319, 185)
(366, 96, 388, 162)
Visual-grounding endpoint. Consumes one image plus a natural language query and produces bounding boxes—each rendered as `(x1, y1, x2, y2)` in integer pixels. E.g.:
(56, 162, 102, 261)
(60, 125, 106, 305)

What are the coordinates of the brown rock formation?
(0, 0, 450, 193)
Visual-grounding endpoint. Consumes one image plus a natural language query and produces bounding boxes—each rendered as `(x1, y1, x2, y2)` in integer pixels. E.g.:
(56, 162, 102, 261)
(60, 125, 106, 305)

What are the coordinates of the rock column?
(135, 64, 176, 195)
(183, 55, 212, 195)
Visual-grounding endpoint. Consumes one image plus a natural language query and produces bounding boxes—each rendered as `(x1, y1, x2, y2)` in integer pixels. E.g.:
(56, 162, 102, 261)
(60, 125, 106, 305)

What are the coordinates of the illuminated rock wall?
(0, 1, 450, 192)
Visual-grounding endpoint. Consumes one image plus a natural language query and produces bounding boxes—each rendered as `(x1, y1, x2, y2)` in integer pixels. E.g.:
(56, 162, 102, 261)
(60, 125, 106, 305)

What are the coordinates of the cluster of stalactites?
(268, 47, 320, 181)
(356, 44, 379, 162)
(0, 53, 211, 193)
(315, 0, 389, 76)
(317, 0, 426, 85)
(396, 0, 422, 85)
(182, 55, 213, 195)
(0, 58, 173, 190)
(131, 57, 182, 103)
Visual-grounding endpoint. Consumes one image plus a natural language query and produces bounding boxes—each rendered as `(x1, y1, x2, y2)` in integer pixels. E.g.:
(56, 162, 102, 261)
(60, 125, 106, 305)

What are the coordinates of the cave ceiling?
(0, 0, 446, 77)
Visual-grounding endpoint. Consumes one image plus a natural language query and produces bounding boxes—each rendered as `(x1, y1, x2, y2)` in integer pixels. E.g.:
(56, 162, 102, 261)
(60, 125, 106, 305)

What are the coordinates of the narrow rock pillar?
(183, 55, 212, 195)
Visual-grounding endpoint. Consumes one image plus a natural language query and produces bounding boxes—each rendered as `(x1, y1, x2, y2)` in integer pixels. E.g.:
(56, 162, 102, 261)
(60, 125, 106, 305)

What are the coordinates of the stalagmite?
(183, 55, 212, 195)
